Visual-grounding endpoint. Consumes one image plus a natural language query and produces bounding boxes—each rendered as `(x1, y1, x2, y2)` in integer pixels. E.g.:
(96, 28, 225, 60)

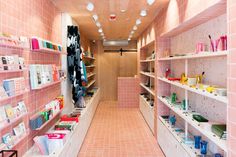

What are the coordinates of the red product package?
(60, 114, 79, 123)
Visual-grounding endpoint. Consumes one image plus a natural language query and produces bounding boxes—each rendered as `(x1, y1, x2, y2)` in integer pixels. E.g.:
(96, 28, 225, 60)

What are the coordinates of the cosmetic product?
(182, 99, 188, 110)
(194, 136, 201, 149)
(214, 153, 223, 157)
(196, 42, 205, 53)
(193, 114, 209, 122)
(169, 115, 176, 126)
(211, 124, 226, 138)
(220, 35, 227, 51)
(215, 88, 227, 96)
(200, 141, 208, 155)
(171, 93, 177, 104)
(165, 68, 170, 78)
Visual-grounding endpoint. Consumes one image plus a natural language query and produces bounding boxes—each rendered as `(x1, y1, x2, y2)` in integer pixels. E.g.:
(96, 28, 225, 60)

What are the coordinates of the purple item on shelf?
(31, 38, 39, 50)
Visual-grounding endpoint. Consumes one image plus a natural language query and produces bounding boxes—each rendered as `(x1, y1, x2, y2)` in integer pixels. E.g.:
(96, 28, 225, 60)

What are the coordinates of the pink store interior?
(0, 0, 235, 157)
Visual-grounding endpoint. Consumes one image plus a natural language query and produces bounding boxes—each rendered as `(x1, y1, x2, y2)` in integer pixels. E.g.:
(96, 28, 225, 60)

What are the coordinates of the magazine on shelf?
(0, 106, 7, 123)
(17, 101, 27, 113)
(13, 122, 26, 137)
(30, 65, 43, 89)
(0, 86, 8, 99)
(4, 105, 15, 119)
(2, 133, 14, 149)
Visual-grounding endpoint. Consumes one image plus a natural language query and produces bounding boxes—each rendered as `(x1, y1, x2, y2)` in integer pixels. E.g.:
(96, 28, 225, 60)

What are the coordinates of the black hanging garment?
(67, 26, 85, 107)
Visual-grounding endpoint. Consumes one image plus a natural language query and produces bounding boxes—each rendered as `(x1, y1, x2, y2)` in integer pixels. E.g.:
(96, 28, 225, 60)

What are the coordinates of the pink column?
(228, 0, 236, 156)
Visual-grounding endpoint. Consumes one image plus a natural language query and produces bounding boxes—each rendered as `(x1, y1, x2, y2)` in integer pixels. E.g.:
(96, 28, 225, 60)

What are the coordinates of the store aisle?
(78, 101, 164, 157)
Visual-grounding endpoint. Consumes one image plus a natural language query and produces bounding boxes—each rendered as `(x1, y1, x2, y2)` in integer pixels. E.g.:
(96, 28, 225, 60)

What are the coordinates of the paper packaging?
(46, 133, 67, 154)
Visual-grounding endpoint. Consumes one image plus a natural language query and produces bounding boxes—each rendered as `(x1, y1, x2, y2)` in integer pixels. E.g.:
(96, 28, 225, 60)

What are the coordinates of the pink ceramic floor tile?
(78, 101, 164, 157)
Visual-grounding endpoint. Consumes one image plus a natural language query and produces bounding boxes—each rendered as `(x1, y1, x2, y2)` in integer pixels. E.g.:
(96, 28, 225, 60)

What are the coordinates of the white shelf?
(83, 56, 96, 60)
(140, 95, 154, 133)
(159, 116, 203, 157)
(158, 77, 228, 104)
(140, 83, 155, 96)
(24, 88, 100, 157)
(86, 80, 96, 89)
(87, 73, 96, 78)
(140, 95, 154, 109)
(158, 96, 227, 152)
(140, 71, 155, 78)
(85, 65, 95, 68)
(140, 59, 155, 63)
(158, 51, 227, 61)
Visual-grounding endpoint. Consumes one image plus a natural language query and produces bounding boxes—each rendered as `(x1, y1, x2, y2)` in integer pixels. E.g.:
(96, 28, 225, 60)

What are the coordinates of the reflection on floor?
(78, 101, 164, 157)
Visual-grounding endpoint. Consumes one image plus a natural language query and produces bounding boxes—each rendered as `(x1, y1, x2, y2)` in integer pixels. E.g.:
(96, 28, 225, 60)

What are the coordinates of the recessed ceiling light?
(92, 14, 98, 21)
(96, 22, 101, 27)
(136, 19, 141, 25)
(140, 10, 147, 17)
(101, 32, 104, 36)
(86, 2, 94, 11)
(131, 31, 134, 34)
(147, 0, 155, 5)
(133, 26, 138, 30)
(110, 14, 116, 21)
(128, 38, 131, 41)
(121, 9, 126, 13)
(98, 28, 103, 33)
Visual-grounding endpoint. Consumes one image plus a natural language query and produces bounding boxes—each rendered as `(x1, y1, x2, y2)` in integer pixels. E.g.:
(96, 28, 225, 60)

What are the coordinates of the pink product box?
(31, 38, 40, 50)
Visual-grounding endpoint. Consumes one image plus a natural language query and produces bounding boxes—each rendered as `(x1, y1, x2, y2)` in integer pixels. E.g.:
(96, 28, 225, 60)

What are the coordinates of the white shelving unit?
(24, 88, 101, 157)
(84, 56, 96, 90)
(158, 51, 227, 61)
(158, 77, 227, 104)
(156, 1, 227, 156)
(139, 41, 156, 134)
(158, 96, 227, 151)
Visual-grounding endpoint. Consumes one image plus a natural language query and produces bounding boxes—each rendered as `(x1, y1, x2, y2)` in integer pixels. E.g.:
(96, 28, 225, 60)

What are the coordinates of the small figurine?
(196, 72, 205, 84)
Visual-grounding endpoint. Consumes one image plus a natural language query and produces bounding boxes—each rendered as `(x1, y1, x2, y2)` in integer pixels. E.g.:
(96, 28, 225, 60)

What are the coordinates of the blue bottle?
(200, 140, 208, 155)
(214, 153, 222, 157)
(169, 115, 176, 126)
(194, 136, 201, 149)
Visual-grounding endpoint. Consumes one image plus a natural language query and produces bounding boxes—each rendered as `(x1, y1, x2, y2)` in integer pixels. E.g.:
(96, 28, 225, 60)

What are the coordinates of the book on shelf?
(30, 65, 43, 89)
(0, 106, 7, 123)
(0, 86, 8, 99)
(30, 64, 60, 89)
(33, 135, 49, 155)
(17, 101, 27, 113)
(13, 122, 26, 137)
(2, 133, 14, 149)
(3, 77, 25, 96)
(5, 105, 15, 120)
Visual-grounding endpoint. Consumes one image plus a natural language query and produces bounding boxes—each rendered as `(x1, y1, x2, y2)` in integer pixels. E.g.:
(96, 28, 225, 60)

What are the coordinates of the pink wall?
(0, 0, 62, 156)
(118, 77, 139, 108)
(228, 0, 236, 156)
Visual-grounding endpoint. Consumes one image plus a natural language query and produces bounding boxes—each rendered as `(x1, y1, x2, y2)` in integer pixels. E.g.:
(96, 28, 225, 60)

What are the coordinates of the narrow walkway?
(78, 101, 165, 157)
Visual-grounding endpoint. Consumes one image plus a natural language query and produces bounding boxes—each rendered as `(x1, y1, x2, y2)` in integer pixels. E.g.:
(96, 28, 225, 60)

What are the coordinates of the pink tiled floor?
(78, 101, 165, 157)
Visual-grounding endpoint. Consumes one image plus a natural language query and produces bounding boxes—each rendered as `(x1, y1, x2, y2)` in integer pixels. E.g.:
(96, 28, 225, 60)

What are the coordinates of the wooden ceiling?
(52, 0, 169, 40)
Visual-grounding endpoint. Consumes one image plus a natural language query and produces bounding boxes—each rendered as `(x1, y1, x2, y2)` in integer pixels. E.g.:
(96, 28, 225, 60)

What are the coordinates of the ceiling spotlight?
(131, 31, 134, 34)
(140, 10, 147, 17)
(96, 22, 101, 27)
(101, 32, 104, 36)
(98, 28, 103, 33)
(133, 26, 138, 30)
(110, 14, 116, 21)
(121, 9, 126, 13)
(136, 19, 141, 25)
(92, 14, 98, 21)
(86, 2, 94, 11)
(147, 0, 155, 5)
(128, 38, 131, 41)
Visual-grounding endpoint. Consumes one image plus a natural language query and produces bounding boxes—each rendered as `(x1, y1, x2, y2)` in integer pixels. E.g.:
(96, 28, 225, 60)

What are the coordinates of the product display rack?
(156, 1, 227, 156)
(139, 40, 156, 133)
(24, 88, 101, 157)
(83, 55, 96, 91)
